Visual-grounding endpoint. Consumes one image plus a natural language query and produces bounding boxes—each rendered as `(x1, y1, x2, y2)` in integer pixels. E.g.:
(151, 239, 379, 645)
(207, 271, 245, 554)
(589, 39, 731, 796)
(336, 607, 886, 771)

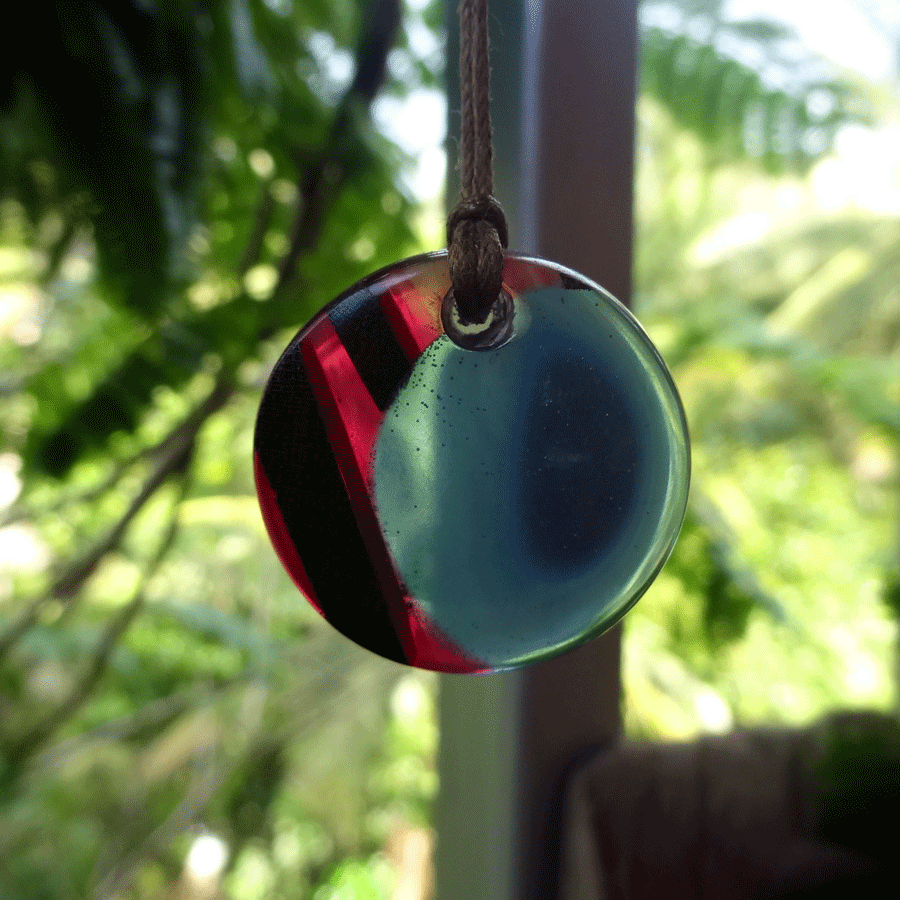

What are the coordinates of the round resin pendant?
(254, 252, 689, 673)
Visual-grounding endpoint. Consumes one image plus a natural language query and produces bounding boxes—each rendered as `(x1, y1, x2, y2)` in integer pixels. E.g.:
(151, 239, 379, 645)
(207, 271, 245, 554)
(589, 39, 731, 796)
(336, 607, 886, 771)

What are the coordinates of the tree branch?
(1, 0, 404, 773)
(237, 184, 277, 277)
(0, 376, 232, 660)
(32, 676, 245, 775)
(0, 0, 400, 652)
(0, 395, 215, 530)
(6, 462, 194, 766)
(96, 754, 227, 900)
(1, 453, 139, 529)
(274, 0, 402, 294)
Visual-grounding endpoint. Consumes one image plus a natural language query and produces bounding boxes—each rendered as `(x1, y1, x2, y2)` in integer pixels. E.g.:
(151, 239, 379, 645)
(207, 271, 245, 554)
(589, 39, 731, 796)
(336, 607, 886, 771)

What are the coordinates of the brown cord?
(447, 0, 508, 325)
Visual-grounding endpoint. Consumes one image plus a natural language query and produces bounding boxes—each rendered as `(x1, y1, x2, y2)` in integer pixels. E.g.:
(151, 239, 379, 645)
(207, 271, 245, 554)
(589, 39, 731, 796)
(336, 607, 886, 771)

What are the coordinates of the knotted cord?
(447, 0, 509, 326)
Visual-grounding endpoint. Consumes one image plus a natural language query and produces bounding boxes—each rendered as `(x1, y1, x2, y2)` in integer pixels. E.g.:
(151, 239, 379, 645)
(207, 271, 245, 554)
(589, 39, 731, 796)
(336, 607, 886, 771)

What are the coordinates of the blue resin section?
(374, 287, 689, 668)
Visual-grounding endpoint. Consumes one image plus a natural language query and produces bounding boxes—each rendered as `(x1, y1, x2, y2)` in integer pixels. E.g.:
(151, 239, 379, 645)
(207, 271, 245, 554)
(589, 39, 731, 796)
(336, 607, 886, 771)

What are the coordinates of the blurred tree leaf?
(640, 1, 863, 171)
(664, 499, 788, 652)
(7, 0, 413, 481)
(2, 1, 211, 318)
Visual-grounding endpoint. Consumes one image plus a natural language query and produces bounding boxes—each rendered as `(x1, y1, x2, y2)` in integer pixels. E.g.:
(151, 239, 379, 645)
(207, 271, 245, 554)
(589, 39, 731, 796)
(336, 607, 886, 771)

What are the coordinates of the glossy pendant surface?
(254, 252, 689, 672)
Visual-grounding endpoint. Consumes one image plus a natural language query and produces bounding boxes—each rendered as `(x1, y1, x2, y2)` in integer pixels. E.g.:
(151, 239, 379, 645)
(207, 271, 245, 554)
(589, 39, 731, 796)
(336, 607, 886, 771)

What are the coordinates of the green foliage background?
(626, 0, 900, 738)
(0, 0, 898, 896)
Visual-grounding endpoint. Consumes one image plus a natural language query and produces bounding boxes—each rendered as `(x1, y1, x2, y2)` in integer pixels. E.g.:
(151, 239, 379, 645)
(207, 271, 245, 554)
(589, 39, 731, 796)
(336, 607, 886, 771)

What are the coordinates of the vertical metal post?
(435, 1, 639, 898)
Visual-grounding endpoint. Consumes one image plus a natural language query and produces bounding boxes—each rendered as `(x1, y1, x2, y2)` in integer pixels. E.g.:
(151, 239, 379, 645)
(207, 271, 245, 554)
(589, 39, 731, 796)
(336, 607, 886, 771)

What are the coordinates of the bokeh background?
(1, 0, 899, 897)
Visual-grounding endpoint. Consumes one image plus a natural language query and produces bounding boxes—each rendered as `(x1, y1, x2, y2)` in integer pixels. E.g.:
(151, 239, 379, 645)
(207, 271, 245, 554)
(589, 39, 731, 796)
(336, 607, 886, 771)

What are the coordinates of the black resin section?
(329, 287, 413, 411)
(255, 339, 407, 663)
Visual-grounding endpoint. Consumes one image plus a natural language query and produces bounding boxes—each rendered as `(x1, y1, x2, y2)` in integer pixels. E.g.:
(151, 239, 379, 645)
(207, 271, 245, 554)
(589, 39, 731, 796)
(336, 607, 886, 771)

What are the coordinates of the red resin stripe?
(503, 257, 563, 294)
(303, 317, 488, 673)
(302, 319, 418, 655)
(303, 318, 383, 492)
(404, 602, 492, 674)
(254, 452, 324, 617)
(381, 280, 442, 362)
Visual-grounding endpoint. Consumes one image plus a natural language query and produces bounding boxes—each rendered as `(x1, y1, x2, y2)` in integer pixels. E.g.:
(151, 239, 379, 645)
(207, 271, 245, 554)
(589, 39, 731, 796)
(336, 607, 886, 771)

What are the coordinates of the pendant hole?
(441, 287, 514, 351)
